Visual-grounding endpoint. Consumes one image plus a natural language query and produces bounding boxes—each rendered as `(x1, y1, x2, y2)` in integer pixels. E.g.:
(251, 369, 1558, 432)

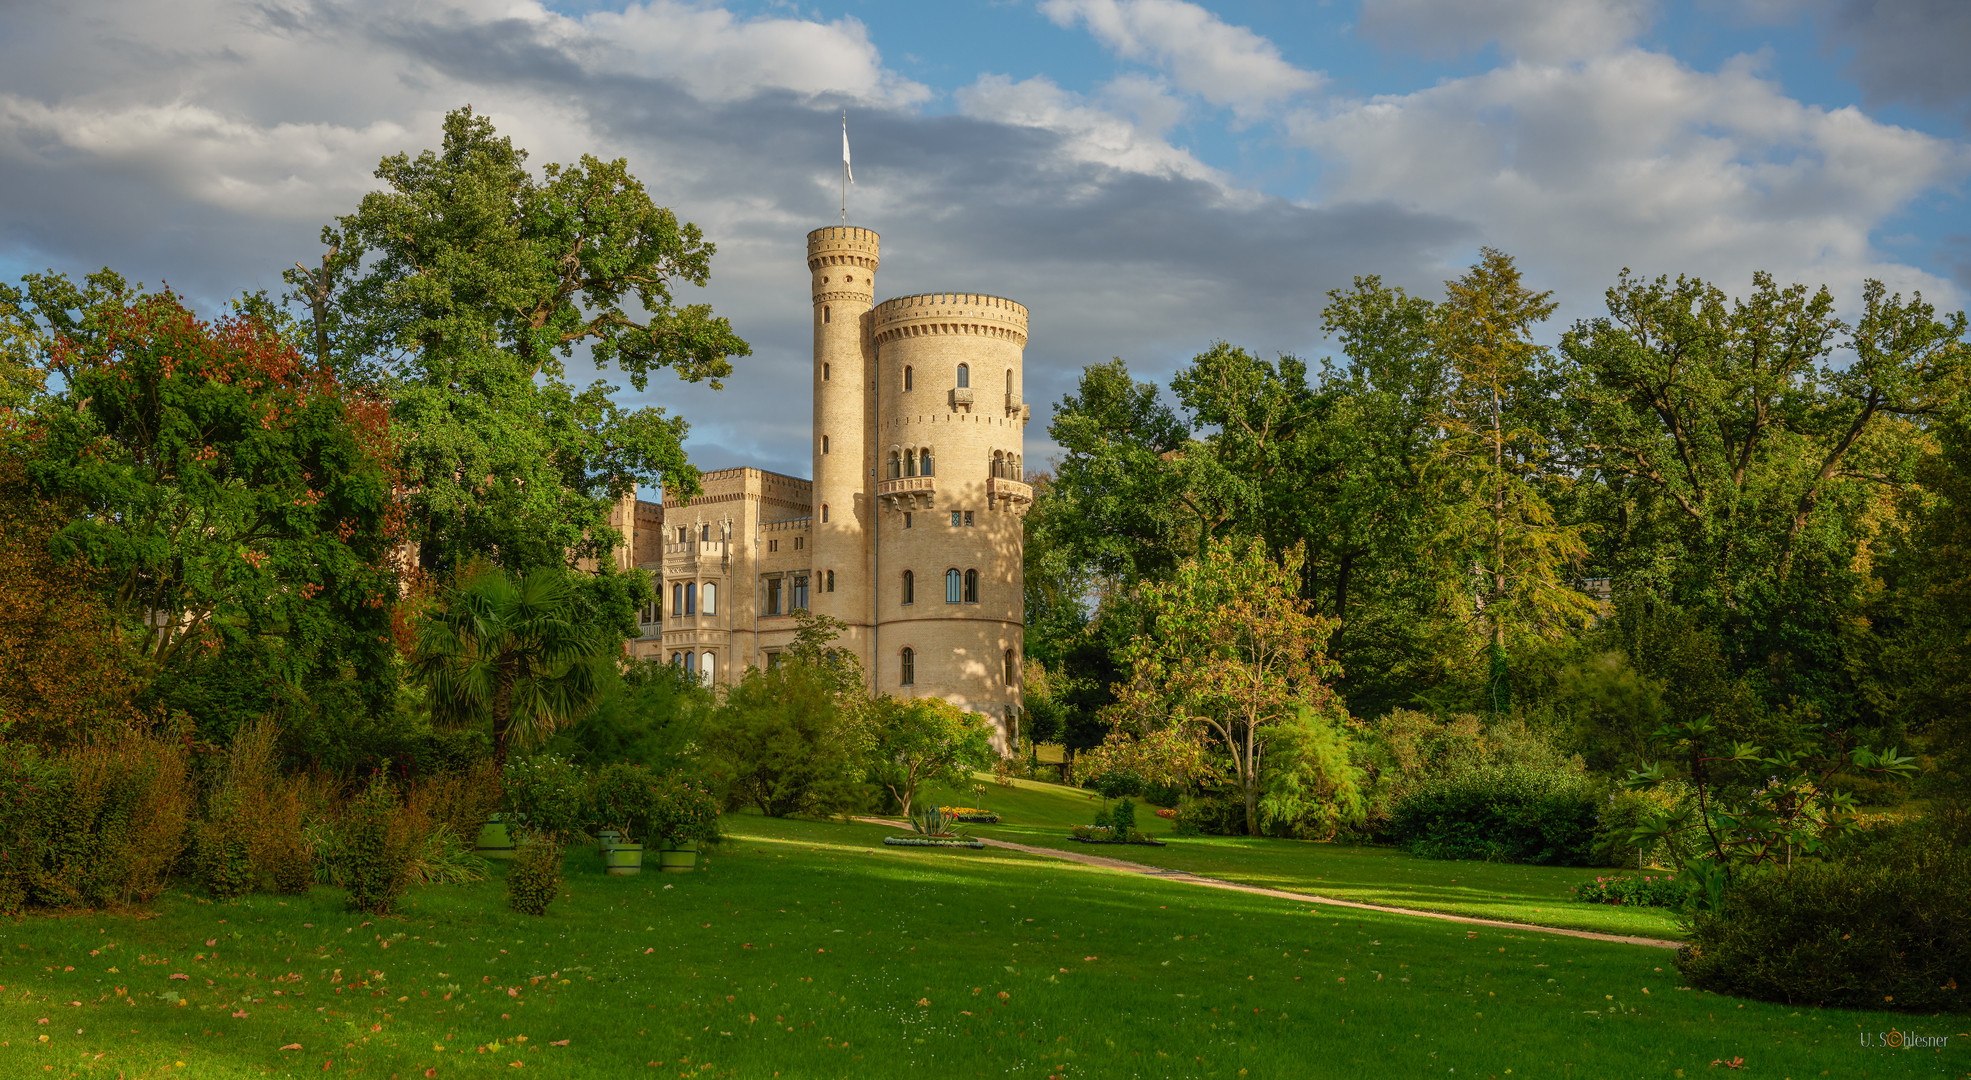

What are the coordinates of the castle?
(610, 226, 1032, 747)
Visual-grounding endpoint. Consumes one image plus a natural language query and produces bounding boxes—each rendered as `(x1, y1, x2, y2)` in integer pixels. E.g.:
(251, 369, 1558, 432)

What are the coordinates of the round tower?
(807, 227, 880, 670)
(871, 292, 1031, 747)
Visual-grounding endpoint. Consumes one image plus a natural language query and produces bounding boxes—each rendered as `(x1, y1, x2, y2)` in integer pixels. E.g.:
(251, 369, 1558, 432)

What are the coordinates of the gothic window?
(964, 569, 979, 604)
(903, 365, 913, 391)
(889, 450, 901, 479)
(684, 582, 696, 616)
(945, 569, 962, 604)
(701, 582, 717, 615)
(1004, 649, 1016, 685)
(920, 447, 934, 475)
(900, 647, 915, 686)
(684, 652, 696, 674)
(671, 583, 684, 617)
(671, 652, 682, 666)
(793, 575, 809, 610)
(904, 449, 917, 477)
(901, 569, 914, 605)
(992, 451, 1003, 479)
(956, 363, 970, 388)
(700, 652, 716, 683)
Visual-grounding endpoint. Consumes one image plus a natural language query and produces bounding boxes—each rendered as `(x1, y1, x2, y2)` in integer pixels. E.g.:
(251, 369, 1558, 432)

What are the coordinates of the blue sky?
(3, 0, 1967, 480)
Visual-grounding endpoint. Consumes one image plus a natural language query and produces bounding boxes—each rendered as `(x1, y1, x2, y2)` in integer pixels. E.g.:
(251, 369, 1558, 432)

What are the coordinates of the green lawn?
(927, 775, 1685, 939)
(2, 813, 1962, 1079)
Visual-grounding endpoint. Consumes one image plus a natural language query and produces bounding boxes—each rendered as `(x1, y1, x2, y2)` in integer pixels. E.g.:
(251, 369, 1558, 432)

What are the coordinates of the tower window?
(792, 575, 810, 610)
(903, 512, 912, 529)
(920, 447, 934, 475)
(945, 569, 962, 604)
(700, 524, 710, 541)
(684, 651, 696, 674)
(951, 511, 961, 527)
(826, 570, 835, 593)
(684, 582, 696, 616)
(672, 583, 683, 617)
(956, 363, 969, 388)
(766, 576, 782, 615)
(1004, 649, 1016, 685)
(964, 569, 979, 604)
(700, 652, 716, 684)
(822, 504, 830, 523)
(702, 582, 717, 615)
(904, 366, 913, 391)
(823, 306, 831, 323)
(671, 652, 682, 666)
(823, 362, 830, 380)
(822, 435, 830, 455)
(888, 450, 901, 478)
(904, 449, 917, 477)
(900, 647, 915, 687)
(902, 570, 914, 605)
(794, 535, 804, 550)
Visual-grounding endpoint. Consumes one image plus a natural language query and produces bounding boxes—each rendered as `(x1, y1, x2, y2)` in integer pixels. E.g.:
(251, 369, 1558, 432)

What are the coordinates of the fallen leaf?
(169, 973, 190, 981)
(206, 939, 217, 947)
(280, 1044, 302, 1051)
(550, 1039, 569, 1047)
(232, 1010, 248, 1018)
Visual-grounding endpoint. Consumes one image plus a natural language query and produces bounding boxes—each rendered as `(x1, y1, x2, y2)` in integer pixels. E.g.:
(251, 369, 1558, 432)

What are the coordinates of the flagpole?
(841, 111, 848, 224)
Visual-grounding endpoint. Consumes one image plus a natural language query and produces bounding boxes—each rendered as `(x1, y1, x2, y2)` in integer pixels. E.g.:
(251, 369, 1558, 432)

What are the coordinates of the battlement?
(807, 226, 880, 273)
(873, 292, 1027, 347)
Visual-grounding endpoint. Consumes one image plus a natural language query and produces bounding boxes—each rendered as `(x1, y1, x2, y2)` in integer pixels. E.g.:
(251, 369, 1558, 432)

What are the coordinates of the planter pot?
(596, 829, 623, 854)
(605, 843, 645, 876)
(475, 820, 516, 861)
(657, 841, 699, 872)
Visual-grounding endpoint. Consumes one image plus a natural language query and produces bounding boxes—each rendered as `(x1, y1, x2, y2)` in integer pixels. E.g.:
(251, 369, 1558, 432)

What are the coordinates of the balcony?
(950, 387, 974, 412)
(878, 475, 937, 511)
(664, 539, 729, 571)
(988, 476, 1033, 514)
(1006, 392, 1028, 422)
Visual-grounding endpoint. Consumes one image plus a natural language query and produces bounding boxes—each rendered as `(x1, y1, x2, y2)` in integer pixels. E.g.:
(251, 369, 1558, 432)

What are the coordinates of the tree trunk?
(491, 669, 516, 770)
(1243, 778, 1260, 837)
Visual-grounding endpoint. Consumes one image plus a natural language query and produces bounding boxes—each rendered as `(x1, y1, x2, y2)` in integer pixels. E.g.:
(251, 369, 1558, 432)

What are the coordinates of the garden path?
(855, 817, 1682, 950)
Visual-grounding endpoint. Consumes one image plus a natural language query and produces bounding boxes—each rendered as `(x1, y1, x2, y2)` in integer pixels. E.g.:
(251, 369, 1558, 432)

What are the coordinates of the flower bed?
(1069, 824, 1166, 847)
(883, 836, 985, 849)
(939, 806, 1001, 824)
(1154, 807, 1176, 820)
(1571, 874, 1682, 907)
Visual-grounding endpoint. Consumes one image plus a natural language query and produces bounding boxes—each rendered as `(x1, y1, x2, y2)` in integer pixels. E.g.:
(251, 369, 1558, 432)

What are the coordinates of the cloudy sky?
(3, 0, 1968, 481)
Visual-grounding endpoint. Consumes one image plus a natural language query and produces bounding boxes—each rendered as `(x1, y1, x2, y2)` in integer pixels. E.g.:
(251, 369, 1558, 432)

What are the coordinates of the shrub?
(1112, 798, 1138, 837)
(1677, 843, 1971, 1012)
(502, 754, 585, 840)
(506, 834, 564, 916)
(406, 760, 503, 848)
(701, 664, 861, 818)
(199, 721, 312, 897)
(1174, 791, 1246, 837)
(1387, 763, 1602, 865)
(194, 793, 257, 901)
(404, 825, 488, 887)
(1258, 706, 1366, 840)
(340, 775, 415, 916)
(1572, 874, 1683, 907)
(587, 762, 659, 842)
(649, 776, 722, 846)
(0, 733, 192, 912)
(1592, 785, 1695, 869)
(1092, 769, 1144, 800)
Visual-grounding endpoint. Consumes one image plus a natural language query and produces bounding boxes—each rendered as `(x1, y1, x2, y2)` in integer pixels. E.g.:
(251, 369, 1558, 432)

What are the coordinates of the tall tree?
(291, 106, 750, 577)
(1427, 250, 1596, 713)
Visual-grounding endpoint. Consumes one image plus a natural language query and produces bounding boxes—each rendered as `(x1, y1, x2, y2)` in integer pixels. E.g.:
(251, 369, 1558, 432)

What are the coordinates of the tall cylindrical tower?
(871, 292, 1032, 747)
(807, 227, 880, 671)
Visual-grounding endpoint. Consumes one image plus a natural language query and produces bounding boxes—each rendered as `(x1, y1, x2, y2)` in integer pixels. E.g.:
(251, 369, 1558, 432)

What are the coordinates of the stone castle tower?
(619, 225, 1033, 748)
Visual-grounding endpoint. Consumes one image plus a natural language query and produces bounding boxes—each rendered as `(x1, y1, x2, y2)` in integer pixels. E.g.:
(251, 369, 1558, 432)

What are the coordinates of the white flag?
(842, 120, 854, 184)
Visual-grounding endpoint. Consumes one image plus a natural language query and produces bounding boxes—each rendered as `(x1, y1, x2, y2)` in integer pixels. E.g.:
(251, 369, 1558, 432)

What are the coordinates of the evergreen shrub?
(1678, 843, 1971, 1012)
(1387, 763, 1601, 865)
(506, 834, 564, 916)
(0, 733, 191, 912)
(340, 775, 414, 915)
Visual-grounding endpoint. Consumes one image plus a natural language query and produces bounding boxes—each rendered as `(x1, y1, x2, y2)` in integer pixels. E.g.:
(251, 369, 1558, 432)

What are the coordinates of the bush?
(198, 721, 312, 897)
(406, 760, 503, 848)
(502, 754, 585, 840)
(1677, 843, 1971, 1012)
(649, 776, 722, 846)
(340, 775, 414, 915)
(551, 658, 707, 772)
(506, 834, 564, 916)
(1112, 798, 1138, 837)
(0, 733, 191, 912)
(1257, 706, 1366, 840)
(587, 762, 659, 842)
(194, 794, 257, 901)
(1387, 763, 1602, 865)
(701, 664, 861, 818)
(1092, 769, 1144, 800)
(1572, 874, 1683, 907)
(1591, 785, 1696, 869)
(1174, 791, 1246, 837)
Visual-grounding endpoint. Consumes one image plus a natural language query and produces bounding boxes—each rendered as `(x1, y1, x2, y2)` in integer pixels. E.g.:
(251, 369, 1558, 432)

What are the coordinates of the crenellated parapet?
(873, 292, 1028, 348)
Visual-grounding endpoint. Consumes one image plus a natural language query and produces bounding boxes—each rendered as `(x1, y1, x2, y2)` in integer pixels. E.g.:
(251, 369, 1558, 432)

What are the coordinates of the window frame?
(945, 568, 962, 604)
(900, 647, 915, 687)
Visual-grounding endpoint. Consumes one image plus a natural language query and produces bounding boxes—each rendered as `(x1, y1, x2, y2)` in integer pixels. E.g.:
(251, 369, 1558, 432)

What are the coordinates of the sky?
(2, 0, 1969, 483)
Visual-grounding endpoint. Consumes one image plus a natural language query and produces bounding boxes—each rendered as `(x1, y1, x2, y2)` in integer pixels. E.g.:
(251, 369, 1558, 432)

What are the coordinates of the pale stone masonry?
(613, 225, 1031, 748)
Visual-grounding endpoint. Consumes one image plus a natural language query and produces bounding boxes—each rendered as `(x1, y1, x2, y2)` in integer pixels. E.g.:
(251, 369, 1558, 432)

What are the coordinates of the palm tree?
(412, 563, 611, 769)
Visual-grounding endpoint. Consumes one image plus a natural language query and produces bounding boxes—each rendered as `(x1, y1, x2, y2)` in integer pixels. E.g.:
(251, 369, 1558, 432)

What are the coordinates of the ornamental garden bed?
(1069, 836, 1167, 847)
(940, 806, 1002, 824)
(884, 836, 985, 849)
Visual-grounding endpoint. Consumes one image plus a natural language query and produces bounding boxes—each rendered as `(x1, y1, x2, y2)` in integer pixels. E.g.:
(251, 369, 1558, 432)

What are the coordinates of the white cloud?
(1038, 0, 1323, 118)
(956, 74, 1226, 184)
(1292, 47, 1970, 311)
(1359, 0, 1656, 63)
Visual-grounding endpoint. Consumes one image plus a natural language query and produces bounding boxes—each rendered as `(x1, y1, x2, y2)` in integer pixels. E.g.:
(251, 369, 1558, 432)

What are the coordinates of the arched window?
(822, 435, 830, 455)
(826, 570, 835, 593)
(1004, 649, 1016, 685)
(671, 583, 683, 617)
(701, 582, 717, 615)
(992, 451, 1004, 479)
(964, 568, 979, 604)
(1006, 369, 1013, 392)
(888, 450, 901, 479)
(671, 652, 682, 666)
(684, 582, 696, 616)
(701, 652, 716, 684)
(822, 504, 830, 523)
(920, 447, 934, 476)
(900, 647, 915, 687)
(822, 362, 830, 381)
(823, 305, 831, 323)
(945, 569, 962, 604)
(904, 449, 917, 477)
(901, 569, 914, 605)
(956, 363, 970, 388)
(684, 652, 696, 674)
(903, 366, 913, 391)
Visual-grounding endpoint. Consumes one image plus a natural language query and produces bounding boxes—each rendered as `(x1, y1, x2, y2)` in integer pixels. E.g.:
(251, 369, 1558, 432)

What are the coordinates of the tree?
(1111, 537, 1340, 835)
(1426, 249, 1596, 713)
(3, 271, 401, 737)
(701, 662, 862, 818)
(411, 563, 612, 769)
(860, 697, 995, 821)
(292, 106, 751, 578)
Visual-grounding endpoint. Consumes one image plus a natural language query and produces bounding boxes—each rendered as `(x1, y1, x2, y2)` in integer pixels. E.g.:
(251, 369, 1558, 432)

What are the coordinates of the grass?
(3, 813, 1961, 1079)
(928, 774, 1680, 939)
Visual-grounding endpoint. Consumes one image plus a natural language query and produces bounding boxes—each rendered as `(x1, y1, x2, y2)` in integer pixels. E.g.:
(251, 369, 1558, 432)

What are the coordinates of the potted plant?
(649, 777, 721, 872)
(587, 763, 658, 875)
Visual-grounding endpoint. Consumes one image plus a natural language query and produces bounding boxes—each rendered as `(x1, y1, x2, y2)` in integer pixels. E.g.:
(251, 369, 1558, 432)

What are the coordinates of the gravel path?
(856, 817, 1682, 950)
